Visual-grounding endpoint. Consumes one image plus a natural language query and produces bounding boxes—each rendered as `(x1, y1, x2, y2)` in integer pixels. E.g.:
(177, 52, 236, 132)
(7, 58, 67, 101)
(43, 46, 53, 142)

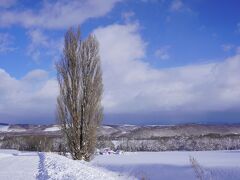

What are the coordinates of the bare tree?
(56, 27, 103, 161)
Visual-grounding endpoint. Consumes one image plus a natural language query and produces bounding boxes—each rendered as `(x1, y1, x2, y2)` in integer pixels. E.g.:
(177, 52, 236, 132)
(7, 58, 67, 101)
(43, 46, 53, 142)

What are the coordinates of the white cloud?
(0, 33, 16, 53)
(0, 0, 121, 29)
(170, 0, 184, 12)
(22, 69, 49, 82)
(0, 0, 17, 8)
(155, 45, 171, 60)
(94, 23, 240, 113)
(0, 69, 58, 124)
(27, 29, 63, 62)
(28, 29, 49, 47)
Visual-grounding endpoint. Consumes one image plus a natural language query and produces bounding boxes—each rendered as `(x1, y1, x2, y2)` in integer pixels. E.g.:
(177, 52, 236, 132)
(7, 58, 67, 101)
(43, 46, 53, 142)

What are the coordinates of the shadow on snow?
(36, 152, 49, 180)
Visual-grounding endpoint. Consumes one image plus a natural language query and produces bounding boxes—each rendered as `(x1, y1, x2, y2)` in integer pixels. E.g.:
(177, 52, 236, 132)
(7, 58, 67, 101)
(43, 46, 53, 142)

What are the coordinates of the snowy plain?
(0, 149, 240, 180)
(93, 151, 240, 180)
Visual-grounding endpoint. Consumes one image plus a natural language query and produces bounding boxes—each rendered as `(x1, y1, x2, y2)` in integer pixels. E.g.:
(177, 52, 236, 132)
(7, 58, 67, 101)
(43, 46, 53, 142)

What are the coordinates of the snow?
(40, 153, 130, 180)
(0, 125, 9, 132)
(0, 149, 240, 179)
(102, 126, 113, 129)
(44, 126, 60, 132)
(0, 150, 39, 180)
(0, 149, 131, 180)
(146, 124, 175, 127)
(122, 124, 137, 127)
(8, 128, 27, 132)
(112, 140, 121, 147)
(92, 151, 240, 180)
(0, 125, 27, 132)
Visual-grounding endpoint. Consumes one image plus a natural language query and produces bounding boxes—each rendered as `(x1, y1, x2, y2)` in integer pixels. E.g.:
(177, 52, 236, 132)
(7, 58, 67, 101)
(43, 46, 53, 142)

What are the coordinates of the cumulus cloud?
(94, 23, 240, 114)
(0, 69, 58, 124)
(0, 33, 16, 53)
(22, 69, 49, 82)
(155, 45, 171, 60)
(27, 29, 63, 62)
(0, 0, 121, 29)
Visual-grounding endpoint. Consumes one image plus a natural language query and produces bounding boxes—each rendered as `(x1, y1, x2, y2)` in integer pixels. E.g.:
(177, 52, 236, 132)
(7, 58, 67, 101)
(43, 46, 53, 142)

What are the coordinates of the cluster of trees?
(1, 133, 240, 152)
(109, 134, 240, 151)
(0, 135, 59, 151)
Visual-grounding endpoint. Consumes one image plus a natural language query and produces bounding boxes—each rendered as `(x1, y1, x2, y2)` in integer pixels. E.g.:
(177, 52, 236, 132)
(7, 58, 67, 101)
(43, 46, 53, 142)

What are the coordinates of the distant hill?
(1, 123, 240, 138)
(1, 123, 240, 151)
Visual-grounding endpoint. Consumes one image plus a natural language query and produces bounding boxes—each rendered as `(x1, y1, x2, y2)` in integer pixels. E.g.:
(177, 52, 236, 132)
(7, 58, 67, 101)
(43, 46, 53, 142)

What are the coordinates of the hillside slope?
(1, 124, 240, 151)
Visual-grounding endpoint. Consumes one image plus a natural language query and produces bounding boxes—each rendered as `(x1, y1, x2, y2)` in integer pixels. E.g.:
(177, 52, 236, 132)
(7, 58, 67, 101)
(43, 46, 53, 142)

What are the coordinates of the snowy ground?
(0, 150, 130, 180)
(92, 151, 240, 180)
(0, 149, 240, 180)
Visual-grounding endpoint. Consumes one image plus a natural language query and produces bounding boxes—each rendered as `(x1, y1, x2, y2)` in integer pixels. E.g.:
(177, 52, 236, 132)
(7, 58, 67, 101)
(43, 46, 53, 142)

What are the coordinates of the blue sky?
(0, 0, 240, 124)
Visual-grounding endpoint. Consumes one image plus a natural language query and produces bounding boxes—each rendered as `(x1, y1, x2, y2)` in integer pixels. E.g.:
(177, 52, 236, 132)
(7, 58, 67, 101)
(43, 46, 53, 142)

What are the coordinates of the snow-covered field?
(0, 149, 239, 180)
(0, 149, 129, 180)
(93, 151, 240, 180)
